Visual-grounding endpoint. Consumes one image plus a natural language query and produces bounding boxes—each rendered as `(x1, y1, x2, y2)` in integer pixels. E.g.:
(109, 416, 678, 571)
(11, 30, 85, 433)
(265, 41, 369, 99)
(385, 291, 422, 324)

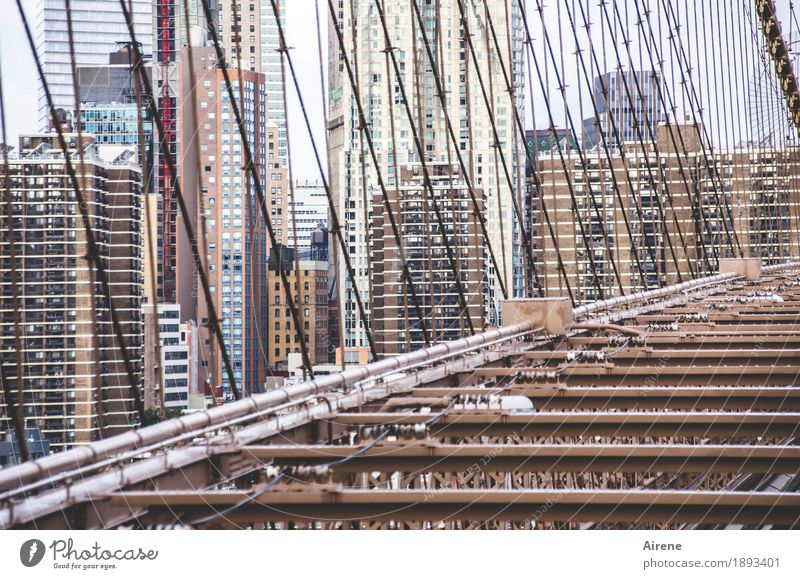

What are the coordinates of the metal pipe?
(572, 323, 644, 336)
(0, 320, 538, 493)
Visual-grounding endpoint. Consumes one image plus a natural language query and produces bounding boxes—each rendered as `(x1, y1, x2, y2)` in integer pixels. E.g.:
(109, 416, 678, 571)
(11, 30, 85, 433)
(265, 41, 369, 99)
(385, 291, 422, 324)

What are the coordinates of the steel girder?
(3, 265, 800, 529)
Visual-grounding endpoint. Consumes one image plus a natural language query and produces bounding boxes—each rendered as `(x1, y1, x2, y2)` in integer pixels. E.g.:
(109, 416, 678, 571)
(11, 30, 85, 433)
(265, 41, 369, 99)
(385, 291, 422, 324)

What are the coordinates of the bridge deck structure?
(1, 261, 800, 529)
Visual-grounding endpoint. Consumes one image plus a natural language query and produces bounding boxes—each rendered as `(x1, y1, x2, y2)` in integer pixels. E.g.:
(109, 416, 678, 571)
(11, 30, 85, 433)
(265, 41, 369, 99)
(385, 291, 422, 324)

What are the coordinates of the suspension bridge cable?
(266, 0, 386, 359)
(643, 0, 725, 266)
(65, 0, 111, 431)
(177, 0, 228, 404)
(274, 0, 430, 354)
(508, 0, 627, 295)
(470, 0, 561, 299)
(312, 0, 348, 368)
(228, 0, 273, 388)
(482, 3, 567, 297)
(194, 0, 317, 377)
(538, 0, 654, 293)
(660, 0, 733, 259)
(277, 6, 311, 378)
(555, 0, 661, 292)
(519, 0, 615, 299)
(618, 0, 697, 280)
(434, 0, 472, 337)
(635, 0, 716, 273)
(565, 3, 647, 287)
(622, 0, 698, 279)
(367, 0, 476, 334)
(596, 0, 689, 282)
(660, 0, 743, 257)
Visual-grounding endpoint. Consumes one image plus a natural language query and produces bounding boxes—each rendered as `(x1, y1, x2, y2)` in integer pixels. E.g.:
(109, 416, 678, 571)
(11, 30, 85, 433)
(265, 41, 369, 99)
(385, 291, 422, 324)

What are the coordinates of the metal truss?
(2, 262, 800, 530)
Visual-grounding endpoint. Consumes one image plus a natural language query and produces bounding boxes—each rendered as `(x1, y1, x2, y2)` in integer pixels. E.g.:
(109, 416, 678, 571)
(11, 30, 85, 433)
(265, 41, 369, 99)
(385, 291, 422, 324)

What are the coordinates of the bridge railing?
(1, 260, 798, 496)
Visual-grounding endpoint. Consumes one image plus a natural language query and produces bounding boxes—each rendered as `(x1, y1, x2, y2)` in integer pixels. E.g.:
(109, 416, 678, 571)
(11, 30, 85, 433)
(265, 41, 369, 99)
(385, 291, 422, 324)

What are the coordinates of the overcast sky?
(2, 0, 799, 179)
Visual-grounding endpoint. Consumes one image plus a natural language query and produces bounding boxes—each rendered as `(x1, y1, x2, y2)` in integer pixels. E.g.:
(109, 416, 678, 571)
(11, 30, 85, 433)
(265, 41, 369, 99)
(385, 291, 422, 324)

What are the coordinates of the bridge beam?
(109, 489, 800, 527)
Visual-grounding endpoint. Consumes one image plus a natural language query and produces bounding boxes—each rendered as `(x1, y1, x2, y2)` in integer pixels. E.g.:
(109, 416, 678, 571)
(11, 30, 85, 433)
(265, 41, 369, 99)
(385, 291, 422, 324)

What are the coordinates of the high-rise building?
(218, 1, 261, 72)
(288, 180, 329, 250)
(214, 1, 286, 159)
(152, 0, 219, 304)
(582, 70, 664, 150)
(0, 135, 144, 451)
(260, 1, 287, 160)
(34, 0, 152, 129)
(178, 47, 269, 398)
(327, 0, 525, 352)
(76, 47, 155, 191)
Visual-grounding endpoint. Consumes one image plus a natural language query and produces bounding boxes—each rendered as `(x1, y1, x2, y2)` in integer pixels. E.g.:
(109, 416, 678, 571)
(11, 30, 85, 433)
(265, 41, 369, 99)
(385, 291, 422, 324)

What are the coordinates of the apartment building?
(178, 47, 270, 398)
(370, 163, 487, 354)
(530, 123, 800, 301)
(0, 134, 144, 450)
(266, 247, 329, 369)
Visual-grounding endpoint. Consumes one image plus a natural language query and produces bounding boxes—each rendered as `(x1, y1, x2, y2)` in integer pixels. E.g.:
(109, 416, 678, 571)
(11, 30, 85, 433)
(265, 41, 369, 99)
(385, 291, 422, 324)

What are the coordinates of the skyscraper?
(0, 135, 144, 450)
(215, 0, 286, 159)
(34, 0, 153, 129)
(76, 47, 154, 192)
(178, 47, 270, 398)
(327, 0, 525, 352)
(217, 1, 261, 72)
(152, 0, 219, 304)
(260, 1, 286, 160)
